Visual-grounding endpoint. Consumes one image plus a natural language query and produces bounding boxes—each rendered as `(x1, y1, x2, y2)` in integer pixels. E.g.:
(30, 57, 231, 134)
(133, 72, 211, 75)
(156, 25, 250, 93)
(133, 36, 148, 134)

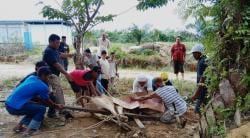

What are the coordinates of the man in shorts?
(171, 36, 186, 79)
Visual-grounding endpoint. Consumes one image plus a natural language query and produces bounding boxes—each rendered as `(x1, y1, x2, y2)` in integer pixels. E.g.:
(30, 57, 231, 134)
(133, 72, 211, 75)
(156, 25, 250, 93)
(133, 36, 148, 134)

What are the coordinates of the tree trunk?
(74, 35, 85, 69)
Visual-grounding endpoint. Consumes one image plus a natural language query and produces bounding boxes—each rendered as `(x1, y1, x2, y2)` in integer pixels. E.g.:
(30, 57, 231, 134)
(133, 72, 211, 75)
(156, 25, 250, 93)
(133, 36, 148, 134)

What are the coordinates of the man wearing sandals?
(5, 67, 63, 136)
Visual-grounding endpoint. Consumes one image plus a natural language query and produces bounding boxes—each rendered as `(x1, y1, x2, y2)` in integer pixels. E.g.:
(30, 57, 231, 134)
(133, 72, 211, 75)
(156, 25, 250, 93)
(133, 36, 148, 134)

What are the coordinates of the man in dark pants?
(43, 34, 72, 118)
(190, 44, 208, 114)
(15, 61, 57, 118)
(5, 67, 63, 137)
(58, 36, 70, 71)
(171, 36, 186, 79)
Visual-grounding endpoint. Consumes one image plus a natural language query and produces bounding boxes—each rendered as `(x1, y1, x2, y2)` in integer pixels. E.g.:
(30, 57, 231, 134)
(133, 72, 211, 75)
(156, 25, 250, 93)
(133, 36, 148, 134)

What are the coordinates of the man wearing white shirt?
(132, 74, 153, 93)
(99, 50, 110, 91)
(98, 33, 110, 56)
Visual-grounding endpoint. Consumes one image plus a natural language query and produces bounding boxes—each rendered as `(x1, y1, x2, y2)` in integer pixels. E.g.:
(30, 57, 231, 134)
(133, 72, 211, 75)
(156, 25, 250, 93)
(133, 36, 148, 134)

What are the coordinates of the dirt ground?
(1, 63, 248, 138)
(0, 62, 199, 138)
(0, 102, 199, 138)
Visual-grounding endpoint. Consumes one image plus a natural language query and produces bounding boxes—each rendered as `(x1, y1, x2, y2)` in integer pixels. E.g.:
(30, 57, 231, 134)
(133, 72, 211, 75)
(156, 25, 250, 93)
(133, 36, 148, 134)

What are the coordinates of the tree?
(129, 24, 145, 45)
(41, 0, 115, 69)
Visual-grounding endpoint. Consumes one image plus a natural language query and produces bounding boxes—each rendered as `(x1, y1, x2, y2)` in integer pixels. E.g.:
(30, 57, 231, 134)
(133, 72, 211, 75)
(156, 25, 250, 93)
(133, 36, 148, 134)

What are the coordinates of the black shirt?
(59, 42, 70, 53)
(43, 46, 61, 76)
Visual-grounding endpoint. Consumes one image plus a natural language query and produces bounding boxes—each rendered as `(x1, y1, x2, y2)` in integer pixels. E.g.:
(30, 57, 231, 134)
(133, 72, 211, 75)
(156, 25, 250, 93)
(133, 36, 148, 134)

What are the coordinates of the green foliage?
(208, 121, 226, 136)
(214, 107, 234, 119)
(204, 66, 220, 94)
(1, 77, 20, 88)
(108, 45, 127, 60)
(41, 0, 114, 58)
(242, 93, 250, 112)
(128, 24, 145, 45)
(25, 46, 43, 56)
(91, 28, 197, 44)
(172, 80, 196, 96)
(130, 49, 157, 56)
(136, 0, 169, 10)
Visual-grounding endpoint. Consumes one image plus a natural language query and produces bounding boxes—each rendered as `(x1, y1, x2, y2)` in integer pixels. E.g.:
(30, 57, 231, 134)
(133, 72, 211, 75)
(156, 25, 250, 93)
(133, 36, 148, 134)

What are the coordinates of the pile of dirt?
(0, 54, 29, 63)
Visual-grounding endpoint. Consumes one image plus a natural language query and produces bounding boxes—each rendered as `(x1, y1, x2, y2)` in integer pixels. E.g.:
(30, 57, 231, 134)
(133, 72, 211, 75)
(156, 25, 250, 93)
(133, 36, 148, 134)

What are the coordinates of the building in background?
(0, 20, 72, 49)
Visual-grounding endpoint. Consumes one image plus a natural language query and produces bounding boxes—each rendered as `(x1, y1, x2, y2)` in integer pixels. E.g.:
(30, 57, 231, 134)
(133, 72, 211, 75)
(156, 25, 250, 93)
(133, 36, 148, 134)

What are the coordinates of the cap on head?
(160, 72, 168, 81)
(137, 74, 148, 82)
(191, 43, 204, 53)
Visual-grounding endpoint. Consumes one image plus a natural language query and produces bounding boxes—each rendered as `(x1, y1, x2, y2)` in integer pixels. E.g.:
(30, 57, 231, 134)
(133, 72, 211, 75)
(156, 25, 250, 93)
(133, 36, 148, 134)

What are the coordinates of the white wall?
(29, 24, 72, 46)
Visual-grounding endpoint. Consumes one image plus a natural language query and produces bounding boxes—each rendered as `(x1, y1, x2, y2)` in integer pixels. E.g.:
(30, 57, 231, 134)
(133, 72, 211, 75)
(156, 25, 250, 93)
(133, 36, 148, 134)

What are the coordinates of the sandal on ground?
(22, 130, 40, 138)
(13, 126, 26, 133)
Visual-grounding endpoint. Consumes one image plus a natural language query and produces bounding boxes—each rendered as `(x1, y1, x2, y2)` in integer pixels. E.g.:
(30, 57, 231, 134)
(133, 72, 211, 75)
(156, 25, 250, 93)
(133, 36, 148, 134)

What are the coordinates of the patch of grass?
(60, 76, 74, 97)
(110, 78, 133, 97)
(25, 46, 43, 56)
(1, 77, 20, 89)
(172, 79, 196, 96)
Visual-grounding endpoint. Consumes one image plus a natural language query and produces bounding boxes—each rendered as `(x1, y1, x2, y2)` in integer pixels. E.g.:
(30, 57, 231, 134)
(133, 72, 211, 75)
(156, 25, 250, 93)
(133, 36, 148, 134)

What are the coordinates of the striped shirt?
(155, 86, 187, 116)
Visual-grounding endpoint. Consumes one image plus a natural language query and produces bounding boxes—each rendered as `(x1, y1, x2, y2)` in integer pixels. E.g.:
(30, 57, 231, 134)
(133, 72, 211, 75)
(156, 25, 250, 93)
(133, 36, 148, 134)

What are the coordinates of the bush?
(130, 49, 157, 56)
(109, 45, 128, 60)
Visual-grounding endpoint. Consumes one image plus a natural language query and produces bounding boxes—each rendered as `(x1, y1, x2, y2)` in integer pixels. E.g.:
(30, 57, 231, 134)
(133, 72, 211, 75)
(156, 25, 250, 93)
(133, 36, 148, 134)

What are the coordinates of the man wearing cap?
(132, 74, 153, 93)
(58, 36, 70, 71)
(190, 43, 208, 114)
(131, 78, 187, 126)
(5, 67, 63, 136)
(68, 66, 102, 107)
(171, 36, 186, 79)
(152, 72, 176, 91)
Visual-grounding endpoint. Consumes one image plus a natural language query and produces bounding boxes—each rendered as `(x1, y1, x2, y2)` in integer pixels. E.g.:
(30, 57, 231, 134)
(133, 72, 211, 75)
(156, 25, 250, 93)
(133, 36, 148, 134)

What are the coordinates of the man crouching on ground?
(68, 66, 102, 107)
(5, 67, 63, 137)
(131, 77, 187, 125)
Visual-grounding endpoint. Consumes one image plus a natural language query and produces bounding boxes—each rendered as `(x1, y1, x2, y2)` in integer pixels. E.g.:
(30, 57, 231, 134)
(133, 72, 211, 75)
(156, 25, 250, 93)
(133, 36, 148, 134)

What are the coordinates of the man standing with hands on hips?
(171, 36, 186, 79)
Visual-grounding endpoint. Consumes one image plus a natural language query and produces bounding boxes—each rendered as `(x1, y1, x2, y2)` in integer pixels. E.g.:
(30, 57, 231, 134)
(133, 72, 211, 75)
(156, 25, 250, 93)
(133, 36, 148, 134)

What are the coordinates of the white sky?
(0, 0, 191, 31)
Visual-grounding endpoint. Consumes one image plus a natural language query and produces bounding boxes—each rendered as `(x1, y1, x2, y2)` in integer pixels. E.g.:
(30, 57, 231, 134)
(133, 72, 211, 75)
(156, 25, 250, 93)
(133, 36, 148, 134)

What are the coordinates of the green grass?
(172, 79, 196, 96)
(1, 77, 20, 88)
(111, 42, 135, 47)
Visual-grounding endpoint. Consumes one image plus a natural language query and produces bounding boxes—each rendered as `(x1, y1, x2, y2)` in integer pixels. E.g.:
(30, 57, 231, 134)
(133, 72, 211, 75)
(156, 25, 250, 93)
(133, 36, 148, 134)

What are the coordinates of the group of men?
(4, 33, 208, 136)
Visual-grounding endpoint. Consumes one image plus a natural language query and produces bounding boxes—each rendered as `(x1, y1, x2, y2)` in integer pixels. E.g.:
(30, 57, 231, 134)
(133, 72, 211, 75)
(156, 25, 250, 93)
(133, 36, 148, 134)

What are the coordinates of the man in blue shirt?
(190, 44, 208, 114)
(15, 60, 57, 118)
(5, 67, 63, 136)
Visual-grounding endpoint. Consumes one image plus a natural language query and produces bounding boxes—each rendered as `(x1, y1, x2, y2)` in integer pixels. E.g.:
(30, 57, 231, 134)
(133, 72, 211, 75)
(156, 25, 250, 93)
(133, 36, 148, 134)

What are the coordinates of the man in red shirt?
(68, 66, 101, 107)
(171, 36, 186, 79)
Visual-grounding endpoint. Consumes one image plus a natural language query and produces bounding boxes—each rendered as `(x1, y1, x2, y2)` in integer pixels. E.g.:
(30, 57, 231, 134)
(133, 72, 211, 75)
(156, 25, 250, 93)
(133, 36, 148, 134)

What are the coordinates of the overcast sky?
(0, 0, 191, 31)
